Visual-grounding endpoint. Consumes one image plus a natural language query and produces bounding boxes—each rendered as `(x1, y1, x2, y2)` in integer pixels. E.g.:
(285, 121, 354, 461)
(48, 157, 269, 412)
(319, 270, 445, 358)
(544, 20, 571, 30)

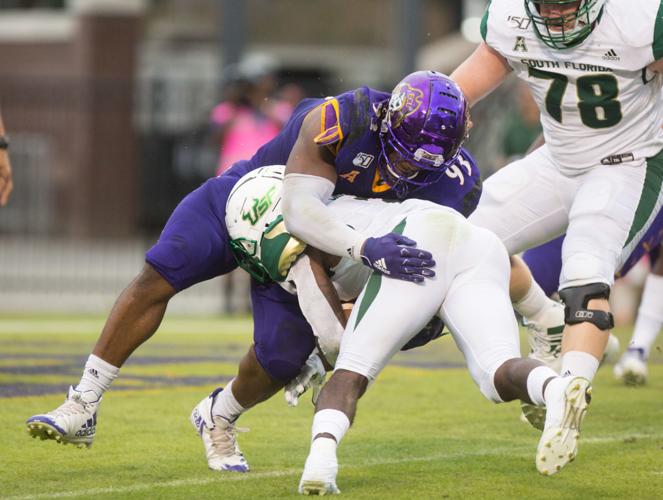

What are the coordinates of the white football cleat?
(524, 301, 565, 372)
(26, 386, 100, 448)
(536, 376, 591, 476)
(299, 437, 341, 496)
(613, 348, 648, 386)
(190, 388, 249, 473)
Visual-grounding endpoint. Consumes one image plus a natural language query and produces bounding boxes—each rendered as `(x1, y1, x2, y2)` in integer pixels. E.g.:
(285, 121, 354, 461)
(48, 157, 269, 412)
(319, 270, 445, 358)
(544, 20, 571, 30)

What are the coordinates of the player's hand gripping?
(359, 232, 435, 282)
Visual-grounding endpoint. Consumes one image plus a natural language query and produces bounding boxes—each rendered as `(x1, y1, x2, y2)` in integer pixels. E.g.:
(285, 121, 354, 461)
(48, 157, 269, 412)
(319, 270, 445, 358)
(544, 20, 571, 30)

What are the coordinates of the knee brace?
(558, 283, 614, 331)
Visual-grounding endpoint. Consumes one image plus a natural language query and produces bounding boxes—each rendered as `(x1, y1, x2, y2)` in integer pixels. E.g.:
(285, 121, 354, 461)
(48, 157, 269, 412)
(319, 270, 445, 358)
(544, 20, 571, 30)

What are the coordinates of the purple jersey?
(246, 87, 481, 216)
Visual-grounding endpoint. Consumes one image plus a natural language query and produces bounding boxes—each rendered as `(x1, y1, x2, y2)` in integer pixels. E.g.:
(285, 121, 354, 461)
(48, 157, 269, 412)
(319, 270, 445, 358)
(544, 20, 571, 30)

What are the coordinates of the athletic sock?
(514, 281, 552, 324)
(526, 365, 559, 405)
(211, 379, 246, 423)
(312, 409, 351, 444)
(561, 350, 599, 381)
(629, 273, 663, 358)
(76, 354, 119, 399)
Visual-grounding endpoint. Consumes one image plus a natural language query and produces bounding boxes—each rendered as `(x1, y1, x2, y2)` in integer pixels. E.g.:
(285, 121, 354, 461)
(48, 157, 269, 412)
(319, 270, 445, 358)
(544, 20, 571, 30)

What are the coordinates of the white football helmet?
(225, 165, 306, 283)
(525, 0, 606, 49)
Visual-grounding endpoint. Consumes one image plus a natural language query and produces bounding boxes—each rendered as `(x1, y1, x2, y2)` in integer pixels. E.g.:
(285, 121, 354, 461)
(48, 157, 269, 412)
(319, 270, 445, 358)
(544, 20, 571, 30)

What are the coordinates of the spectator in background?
(0, 109, 13, 206)
(211, 55, 294, 176)
(209, 55, 301, 312)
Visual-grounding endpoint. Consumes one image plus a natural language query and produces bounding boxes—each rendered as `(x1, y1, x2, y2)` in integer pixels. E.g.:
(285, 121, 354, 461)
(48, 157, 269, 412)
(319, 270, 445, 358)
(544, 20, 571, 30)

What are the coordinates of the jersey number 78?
(528, 67, 623, 129)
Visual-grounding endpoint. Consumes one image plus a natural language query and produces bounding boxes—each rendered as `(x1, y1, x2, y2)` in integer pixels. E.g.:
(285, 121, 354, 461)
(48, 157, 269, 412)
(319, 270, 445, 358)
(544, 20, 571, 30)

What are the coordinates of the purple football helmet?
(378, 70, 470, 197)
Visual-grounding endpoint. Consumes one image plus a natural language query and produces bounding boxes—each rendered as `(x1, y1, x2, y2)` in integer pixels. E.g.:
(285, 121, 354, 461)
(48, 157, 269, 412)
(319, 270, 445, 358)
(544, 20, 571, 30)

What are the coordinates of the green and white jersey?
(322, 196, 462, 301)
(481, 0, 663, 171)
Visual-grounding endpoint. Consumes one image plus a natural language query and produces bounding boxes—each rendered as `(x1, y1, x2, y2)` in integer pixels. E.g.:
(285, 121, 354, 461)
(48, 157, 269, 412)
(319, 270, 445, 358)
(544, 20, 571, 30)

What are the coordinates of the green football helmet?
(225, 165, 306, 284)
(524, 0, 605, 49)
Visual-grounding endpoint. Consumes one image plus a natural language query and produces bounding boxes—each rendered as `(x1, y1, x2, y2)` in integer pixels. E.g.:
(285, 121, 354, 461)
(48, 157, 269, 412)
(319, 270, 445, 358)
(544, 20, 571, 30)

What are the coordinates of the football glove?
(285, 352, 327, 407)
(360, 232, 435, 282)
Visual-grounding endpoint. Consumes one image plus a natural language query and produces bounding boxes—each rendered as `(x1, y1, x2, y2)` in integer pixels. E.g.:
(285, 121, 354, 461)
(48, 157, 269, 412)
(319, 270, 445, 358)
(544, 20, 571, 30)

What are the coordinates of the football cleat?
(613, 347, 648, 386)
(299, 438, 341, 496)
(536, 376, 591, 476)
(520, 333, 618, 432)
(190, 388, 249, 473)
(524, 300, 565, 372)
(26, 386, 100, 448)
(520, 401, 546, 431)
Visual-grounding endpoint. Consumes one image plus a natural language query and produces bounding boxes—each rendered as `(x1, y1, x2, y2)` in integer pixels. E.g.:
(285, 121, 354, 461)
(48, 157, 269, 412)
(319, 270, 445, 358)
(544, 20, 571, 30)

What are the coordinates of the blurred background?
(0, 0, 648, 320)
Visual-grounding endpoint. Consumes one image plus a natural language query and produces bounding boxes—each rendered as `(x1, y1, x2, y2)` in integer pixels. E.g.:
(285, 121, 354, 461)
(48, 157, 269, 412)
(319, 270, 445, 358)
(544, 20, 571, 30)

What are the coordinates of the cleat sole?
(299, 481, 340, 496)
(536, 377, 591, 476)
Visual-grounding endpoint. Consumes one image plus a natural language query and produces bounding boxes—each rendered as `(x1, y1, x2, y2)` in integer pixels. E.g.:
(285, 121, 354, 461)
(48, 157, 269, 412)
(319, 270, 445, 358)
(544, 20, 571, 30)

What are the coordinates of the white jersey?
(293, 195, 463, 301)
(482, 0, 663, 172)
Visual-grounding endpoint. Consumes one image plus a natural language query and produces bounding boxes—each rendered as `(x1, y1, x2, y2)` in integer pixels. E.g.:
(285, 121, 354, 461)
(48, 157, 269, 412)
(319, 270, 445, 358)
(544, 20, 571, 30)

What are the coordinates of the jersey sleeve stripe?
(480, 1, 491, 42)
(313, 98, 345, 154)
(653, 0, 663, 60)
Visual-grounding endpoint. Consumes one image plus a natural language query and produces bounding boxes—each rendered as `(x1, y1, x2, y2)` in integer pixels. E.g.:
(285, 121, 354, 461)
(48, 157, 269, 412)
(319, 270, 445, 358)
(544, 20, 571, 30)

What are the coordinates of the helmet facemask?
(525, 0, 605, 49)
(229, 237, 272, 283)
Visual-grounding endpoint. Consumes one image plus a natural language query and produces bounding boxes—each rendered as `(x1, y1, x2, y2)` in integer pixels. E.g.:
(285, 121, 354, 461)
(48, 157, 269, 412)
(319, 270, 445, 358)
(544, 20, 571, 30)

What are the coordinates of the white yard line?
(6, 433, 663, 500)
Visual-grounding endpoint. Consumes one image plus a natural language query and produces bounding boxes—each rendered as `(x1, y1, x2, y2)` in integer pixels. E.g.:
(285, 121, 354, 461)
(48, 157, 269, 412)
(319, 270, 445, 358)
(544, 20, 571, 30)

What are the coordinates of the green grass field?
(1, 316, 662, 499)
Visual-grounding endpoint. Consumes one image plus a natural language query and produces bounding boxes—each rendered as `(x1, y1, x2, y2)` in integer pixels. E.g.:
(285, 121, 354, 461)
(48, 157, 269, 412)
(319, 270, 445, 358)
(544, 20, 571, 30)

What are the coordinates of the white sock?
(312, 409, 351, 444)
(514, 281, 552, 323)
(76, 354, 119, 398)
(526, 365, 559, 405)
(561, 351, 599, 381)
(211, 379, 246, 423)
(629, 274, 663, 358)
(542, 375, 567, 426)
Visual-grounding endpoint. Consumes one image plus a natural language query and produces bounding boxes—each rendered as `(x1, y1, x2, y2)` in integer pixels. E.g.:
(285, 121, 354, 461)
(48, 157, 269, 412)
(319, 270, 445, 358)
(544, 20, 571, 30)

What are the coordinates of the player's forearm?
(288, 253, 345, 365)
(451, 42, 511, 107)
(282, 173, 366, 261)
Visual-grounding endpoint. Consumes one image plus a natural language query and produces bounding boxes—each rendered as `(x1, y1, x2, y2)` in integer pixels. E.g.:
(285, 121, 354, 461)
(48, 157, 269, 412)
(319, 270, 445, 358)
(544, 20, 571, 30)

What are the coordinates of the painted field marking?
(6, 433, 663, 500)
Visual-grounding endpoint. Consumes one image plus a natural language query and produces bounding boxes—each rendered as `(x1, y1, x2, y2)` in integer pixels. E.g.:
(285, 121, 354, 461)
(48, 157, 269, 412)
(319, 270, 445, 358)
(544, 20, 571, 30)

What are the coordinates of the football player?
(450, 0, 663, 475)
(25, 72, 478, 472)
(293, 177, 572, 495)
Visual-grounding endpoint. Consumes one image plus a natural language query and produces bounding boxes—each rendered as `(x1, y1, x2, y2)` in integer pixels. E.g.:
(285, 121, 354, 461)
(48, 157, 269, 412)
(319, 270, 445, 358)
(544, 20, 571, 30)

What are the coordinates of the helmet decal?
(388, 83, 424, 128)
(241, 185, 276, 225)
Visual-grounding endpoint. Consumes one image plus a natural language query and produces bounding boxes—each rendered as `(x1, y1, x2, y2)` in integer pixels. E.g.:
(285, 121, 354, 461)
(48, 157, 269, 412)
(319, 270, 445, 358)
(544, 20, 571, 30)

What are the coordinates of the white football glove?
(284, 352, 327, 407)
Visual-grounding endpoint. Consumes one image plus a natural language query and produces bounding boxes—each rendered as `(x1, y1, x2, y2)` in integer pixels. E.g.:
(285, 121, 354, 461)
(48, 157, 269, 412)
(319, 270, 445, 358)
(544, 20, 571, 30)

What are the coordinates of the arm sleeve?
(286, 255, 345, 365)
(282, 173, 366, 261)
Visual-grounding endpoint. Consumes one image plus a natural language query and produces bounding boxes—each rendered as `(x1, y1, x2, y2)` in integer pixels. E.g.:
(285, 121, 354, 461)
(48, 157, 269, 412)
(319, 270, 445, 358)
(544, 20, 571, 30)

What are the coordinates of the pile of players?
(25, 0, 663, 494)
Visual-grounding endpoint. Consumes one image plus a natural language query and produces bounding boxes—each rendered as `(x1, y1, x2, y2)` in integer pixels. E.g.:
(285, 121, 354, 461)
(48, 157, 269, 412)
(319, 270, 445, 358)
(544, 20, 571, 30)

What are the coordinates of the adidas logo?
(75, 417, 96, 437)
(372, 258, 389, 275)
(602, 49, 619, 61)
(192, 409, 204, 434)
(87, 368, 99, 379)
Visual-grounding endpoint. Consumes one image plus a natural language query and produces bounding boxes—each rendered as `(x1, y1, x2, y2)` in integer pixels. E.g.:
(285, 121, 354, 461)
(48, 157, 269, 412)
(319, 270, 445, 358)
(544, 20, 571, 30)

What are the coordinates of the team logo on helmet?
(241, 185, 276, 225)
(387, 83, 424, 128)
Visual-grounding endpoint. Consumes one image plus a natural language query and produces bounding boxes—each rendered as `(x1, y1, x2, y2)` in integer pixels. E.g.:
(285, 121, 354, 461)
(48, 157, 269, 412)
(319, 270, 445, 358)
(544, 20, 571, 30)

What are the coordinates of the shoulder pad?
(313, 98, 344, 149)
